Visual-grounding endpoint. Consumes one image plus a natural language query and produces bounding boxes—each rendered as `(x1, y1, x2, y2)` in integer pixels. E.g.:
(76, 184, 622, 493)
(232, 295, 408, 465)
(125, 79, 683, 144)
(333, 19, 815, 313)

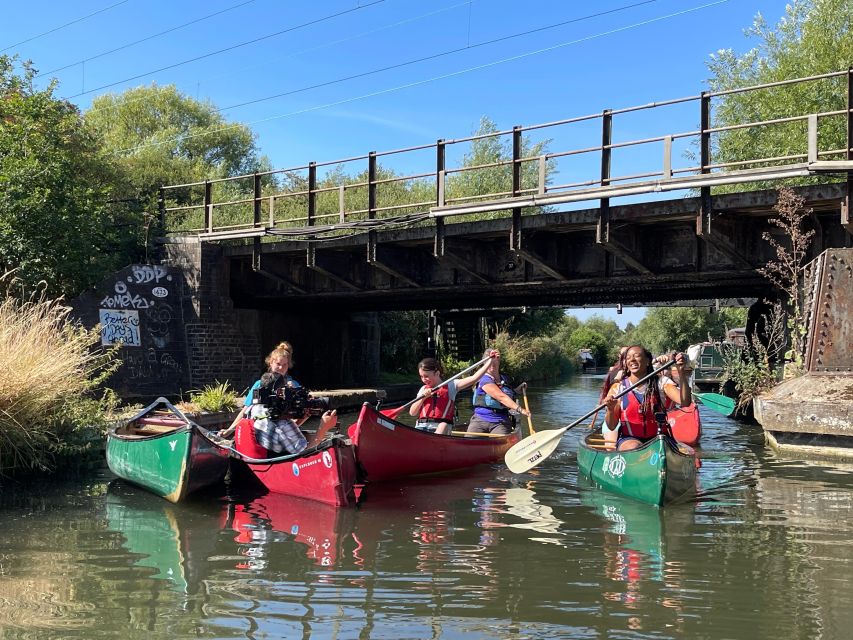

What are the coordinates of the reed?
(0, 278, 117, 473)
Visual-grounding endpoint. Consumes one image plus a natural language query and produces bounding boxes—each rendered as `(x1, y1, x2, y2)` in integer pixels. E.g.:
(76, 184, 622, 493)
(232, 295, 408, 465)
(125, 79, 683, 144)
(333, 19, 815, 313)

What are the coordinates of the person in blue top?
(467, 349, 530, 436)
(220, 342, 336, 450)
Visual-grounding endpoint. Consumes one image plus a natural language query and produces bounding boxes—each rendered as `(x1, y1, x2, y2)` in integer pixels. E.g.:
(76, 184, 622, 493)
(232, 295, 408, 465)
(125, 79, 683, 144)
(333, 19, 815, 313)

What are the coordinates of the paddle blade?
(504, 427, 568, 474)
(380, 405, 407, 420)
(695, 392, 736, 417)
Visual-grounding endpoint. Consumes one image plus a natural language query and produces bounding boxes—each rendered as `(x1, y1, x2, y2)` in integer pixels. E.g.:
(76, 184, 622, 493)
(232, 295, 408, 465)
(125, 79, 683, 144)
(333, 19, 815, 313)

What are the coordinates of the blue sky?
(2, 0, 796, 327)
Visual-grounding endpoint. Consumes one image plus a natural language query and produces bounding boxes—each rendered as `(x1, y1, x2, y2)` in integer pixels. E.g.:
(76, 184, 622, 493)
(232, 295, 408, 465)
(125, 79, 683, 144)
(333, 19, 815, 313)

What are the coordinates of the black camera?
(252, 379, 330, 420)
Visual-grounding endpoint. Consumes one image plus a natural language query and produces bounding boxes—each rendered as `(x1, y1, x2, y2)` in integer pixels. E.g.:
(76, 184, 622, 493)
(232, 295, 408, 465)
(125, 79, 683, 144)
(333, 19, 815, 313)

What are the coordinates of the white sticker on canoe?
(377, 418, 395, 430)
(322, 451, 333, 468)
(606, 455, 626, 478)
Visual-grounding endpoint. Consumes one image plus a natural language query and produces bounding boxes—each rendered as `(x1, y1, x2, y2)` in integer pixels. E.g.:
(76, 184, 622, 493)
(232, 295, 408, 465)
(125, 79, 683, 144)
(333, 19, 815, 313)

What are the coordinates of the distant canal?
(1, 374, 852, 638)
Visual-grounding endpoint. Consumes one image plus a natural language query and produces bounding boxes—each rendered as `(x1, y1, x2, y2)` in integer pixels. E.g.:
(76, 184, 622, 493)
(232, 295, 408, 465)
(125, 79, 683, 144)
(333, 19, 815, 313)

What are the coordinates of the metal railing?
(159, 69, 853, 241)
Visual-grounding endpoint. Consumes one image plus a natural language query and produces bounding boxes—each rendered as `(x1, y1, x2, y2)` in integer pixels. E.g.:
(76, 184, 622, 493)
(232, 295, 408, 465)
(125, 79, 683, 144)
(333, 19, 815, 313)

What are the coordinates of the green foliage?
(0, 55, 138, 297)
(561, 326, 610, 367)
(706, 0, 853, 191)
(624, 307, 747, 354)
(758, 187, 814, 374)
(188, 381, 240, 413)
(720, 303, 786, 412)
(489, 332, 569, 382)
(85, 83, 274, 229)
(380, 310, 429, 375)
(0, 277, 121, 473)
(504, 308, 566, 336)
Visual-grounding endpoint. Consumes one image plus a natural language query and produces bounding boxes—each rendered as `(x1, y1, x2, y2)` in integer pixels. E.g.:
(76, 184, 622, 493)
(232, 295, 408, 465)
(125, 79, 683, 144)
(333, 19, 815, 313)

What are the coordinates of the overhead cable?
(1, 1, 130, 53)
(65, 0, 385, 98)
(40, 0, 258, 76)
(113, 0, 731, 157)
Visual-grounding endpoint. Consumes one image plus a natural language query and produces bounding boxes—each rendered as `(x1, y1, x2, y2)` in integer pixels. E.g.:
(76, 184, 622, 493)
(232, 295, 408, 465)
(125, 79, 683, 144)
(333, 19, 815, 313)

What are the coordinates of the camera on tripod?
(251, 373, 330, 420)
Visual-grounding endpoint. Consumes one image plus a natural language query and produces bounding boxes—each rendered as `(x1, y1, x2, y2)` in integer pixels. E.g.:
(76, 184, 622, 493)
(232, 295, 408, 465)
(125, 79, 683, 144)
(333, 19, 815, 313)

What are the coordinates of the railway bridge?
(77, 70, 853, 396)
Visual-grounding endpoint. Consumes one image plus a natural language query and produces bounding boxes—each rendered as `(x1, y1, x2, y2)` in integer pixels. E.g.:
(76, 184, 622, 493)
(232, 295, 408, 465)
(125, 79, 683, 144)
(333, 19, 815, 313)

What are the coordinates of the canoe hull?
(106, 399, 229, 503)
(667, 404, 702, 446)
(577, 433, 696, 506)
(238, 426, 359, 507)
(349, 403, 521, 482)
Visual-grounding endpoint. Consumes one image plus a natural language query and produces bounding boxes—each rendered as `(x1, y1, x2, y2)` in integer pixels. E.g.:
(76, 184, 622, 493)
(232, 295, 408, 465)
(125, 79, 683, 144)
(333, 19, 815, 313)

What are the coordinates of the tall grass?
(0, 280, 118, 473)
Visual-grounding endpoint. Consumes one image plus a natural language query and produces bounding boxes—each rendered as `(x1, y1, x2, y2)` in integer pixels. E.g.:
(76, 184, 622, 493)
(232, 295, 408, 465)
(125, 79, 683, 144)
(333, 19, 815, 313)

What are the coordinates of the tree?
(85, 84, 273, 229)
(624, 307, 747, 354)
(445, 116, 554, 218)
(706, 0, 853, 188)
(564, 326, 609, 367)
(0, 55, 135, 296)
(505, 308, 565, 336)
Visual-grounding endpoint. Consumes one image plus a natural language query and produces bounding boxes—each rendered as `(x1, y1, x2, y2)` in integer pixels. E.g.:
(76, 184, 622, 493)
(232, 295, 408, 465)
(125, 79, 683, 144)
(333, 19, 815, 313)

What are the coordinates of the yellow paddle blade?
(504, 427, 568, 474)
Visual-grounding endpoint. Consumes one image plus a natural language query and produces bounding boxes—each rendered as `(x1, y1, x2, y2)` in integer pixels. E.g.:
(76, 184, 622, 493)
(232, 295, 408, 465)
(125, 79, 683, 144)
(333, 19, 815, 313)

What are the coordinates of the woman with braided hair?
(602, 345, 691, 451)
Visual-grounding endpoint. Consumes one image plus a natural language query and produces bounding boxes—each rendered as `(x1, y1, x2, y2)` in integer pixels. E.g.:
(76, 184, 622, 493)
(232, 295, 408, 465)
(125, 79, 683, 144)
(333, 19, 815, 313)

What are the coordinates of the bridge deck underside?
(220, 185, 850, 312)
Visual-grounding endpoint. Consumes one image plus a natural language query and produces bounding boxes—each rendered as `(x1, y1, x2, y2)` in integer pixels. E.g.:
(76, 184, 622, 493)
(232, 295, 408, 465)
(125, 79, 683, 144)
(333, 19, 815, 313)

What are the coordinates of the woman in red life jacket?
(408, 352, 496, 435)
(602, 345, 691, 451)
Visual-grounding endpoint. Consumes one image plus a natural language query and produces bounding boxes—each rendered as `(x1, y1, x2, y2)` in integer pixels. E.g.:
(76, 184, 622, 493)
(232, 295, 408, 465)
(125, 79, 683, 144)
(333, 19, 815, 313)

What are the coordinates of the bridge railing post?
(697, 91, 712, 238)
(307, 162, 317, 227)
(368, 151, 377, 220)
(435, 139, 446, 257)
(595, 109, 612, 248)
(253, 172, 262, 228)
(511, 126, 522, 251)
(204, 180, 212, 233)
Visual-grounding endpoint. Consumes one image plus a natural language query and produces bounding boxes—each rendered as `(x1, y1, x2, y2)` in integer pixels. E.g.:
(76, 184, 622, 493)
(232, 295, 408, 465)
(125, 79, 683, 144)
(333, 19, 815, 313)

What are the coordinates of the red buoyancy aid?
(618, 379, 665, 440)
(418, 385, 455, 422)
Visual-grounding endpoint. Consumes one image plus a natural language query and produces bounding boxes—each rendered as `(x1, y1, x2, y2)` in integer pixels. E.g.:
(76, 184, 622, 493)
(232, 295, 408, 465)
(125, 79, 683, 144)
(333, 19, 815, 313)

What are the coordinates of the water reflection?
(225, 492, 356, 570)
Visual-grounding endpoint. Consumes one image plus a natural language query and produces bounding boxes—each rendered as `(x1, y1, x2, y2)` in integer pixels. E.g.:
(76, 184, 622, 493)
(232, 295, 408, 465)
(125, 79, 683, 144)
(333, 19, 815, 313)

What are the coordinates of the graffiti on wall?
(90, 264, 187, 395)
(99, 309, 141, 346)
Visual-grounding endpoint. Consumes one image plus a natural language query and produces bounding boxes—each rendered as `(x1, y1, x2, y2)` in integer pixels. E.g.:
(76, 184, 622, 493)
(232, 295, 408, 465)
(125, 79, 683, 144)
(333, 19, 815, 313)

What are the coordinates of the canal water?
(1, 375, 852, 639)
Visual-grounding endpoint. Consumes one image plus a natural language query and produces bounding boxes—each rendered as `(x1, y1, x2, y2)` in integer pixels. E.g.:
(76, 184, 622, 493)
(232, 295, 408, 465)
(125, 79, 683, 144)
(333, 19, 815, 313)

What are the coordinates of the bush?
(0, 280, 119, 473)
(489, 332, 570, 383)
(185, 381, 240, 413)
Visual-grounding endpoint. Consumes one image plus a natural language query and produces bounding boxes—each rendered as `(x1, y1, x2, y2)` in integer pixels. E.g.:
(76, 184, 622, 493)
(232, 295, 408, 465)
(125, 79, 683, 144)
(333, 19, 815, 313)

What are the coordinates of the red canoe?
(347, 403, 521, 482)
(667, 404, 702, 446)
(232, 419, 359, 507)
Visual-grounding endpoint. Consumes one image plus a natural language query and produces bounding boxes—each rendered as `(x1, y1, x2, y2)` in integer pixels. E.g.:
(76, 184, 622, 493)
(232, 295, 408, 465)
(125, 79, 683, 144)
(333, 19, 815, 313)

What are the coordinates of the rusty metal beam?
(596, 237, 654, 276)
(367, 236, 422, 288)
(515, 247, 567, 281)
(306, 243, 360, 291)
(699, 230, 754, 270)
(252, 241, 306, 294)
(436, 239, 491, 284)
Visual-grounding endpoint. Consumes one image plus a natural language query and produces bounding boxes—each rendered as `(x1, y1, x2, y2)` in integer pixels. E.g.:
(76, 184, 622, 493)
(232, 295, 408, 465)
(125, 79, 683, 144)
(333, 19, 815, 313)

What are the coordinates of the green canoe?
(106, 397, 230, 503)
(576, 432, 697, 506)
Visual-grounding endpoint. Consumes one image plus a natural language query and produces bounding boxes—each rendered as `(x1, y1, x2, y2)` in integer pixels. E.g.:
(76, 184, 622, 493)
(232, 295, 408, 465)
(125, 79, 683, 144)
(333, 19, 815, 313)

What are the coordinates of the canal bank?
(754, 248, 853, 459)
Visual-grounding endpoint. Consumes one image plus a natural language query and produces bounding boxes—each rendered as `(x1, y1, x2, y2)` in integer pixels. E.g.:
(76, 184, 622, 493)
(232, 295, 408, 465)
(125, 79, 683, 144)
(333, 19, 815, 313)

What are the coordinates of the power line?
(113, 0, 731, 157)
(40, 0, 258, 76)
(1, 1, 131, 53)
(65, 0, 385, 98)
(86, 0, 472, 116)
(219, 0, 662, 112)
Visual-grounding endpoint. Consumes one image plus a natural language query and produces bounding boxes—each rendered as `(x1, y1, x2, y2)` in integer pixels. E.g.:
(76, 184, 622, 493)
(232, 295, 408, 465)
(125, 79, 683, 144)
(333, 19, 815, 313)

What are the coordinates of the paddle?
(504, 360, 674, 474)
(381, 355, 492, 420)
(522, 388, 534, 435)
(694, 391, 736, 417)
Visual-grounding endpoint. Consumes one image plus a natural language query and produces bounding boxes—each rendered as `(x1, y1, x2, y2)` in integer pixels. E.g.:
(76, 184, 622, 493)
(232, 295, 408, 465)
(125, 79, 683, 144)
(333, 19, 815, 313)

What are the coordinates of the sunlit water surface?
(1, 375, 852, 639)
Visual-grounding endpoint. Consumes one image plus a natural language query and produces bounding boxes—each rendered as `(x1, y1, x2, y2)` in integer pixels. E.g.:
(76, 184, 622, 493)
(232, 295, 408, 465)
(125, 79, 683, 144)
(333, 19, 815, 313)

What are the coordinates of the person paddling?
(409, 352, 496, 435)
(602, 345, 691, 451)
(467, 349, 531, 436)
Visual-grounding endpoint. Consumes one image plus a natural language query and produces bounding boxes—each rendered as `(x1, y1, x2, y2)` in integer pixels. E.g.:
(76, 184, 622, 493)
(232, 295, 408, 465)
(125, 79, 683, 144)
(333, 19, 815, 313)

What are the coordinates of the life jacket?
(473, 374, 515, 411)
(418, 384, 455, 422)
(618, 379, 666, 440)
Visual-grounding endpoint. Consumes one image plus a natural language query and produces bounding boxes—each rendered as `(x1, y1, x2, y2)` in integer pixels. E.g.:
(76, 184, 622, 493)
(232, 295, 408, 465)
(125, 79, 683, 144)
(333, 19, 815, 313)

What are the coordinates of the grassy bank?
(0, 285, 118, 475)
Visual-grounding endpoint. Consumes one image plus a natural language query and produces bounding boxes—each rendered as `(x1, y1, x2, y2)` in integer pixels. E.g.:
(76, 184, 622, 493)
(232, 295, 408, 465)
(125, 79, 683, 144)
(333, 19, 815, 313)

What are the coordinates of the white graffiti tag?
(100, 281, 154, 309)
(130, 265, 172, 284)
